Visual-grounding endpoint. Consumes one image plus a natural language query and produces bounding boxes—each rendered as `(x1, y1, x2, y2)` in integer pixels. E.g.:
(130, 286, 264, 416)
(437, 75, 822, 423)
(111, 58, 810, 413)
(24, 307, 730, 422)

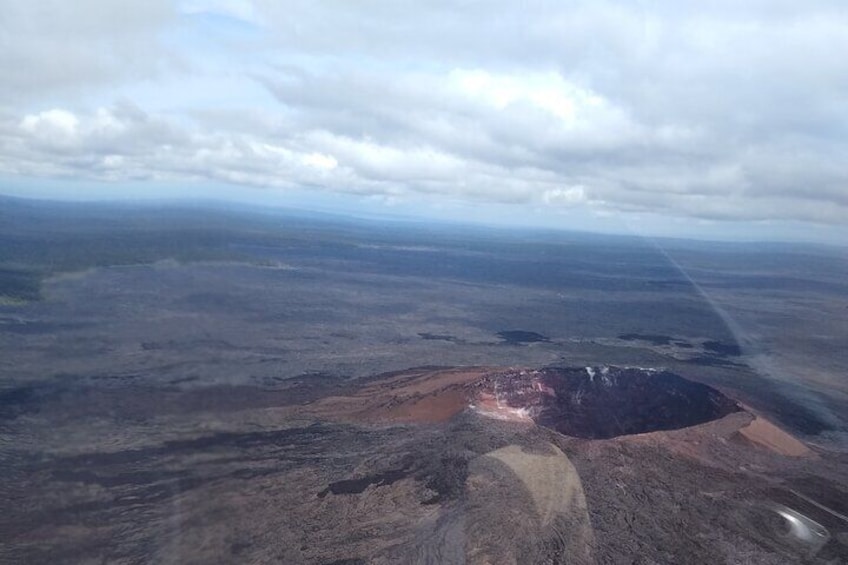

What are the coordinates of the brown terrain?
(290, 365, 847, 563)
(4, 362, 848, 564)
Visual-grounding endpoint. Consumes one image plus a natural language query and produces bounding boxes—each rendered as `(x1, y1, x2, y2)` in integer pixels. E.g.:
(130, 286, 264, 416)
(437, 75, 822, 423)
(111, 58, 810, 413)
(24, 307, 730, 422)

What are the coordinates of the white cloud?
(20, 109, 80, 138)
(1, 0, 847, 229)
(0, 1, 177, 101)
(180, 0, 260, 24)
(543, 187, 588, 207)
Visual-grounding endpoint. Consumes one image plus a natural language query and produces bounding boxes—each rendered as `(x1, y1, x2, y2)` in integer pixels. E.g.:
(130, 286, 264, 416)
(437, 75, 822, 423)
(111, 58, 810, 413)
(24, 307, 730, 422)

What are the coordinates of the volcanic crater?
(318, 365, 742, 440)
(484, 366, 742, 439)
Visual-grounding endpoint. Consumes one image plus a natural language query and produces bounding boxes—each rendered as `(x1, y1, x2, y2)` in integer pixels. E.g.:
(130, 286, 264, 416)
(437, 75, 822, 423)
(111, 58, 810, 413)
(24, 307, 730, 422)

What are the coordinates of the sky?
(1, 0, 847, 242)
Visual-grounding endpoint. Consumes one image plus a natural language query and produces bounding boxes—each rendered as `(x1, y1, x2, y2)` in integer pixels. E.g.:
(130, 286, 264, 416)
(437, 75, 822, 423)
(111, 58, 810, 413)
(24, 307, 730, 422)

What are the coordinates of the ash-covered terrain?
(2, 197, 848, 563)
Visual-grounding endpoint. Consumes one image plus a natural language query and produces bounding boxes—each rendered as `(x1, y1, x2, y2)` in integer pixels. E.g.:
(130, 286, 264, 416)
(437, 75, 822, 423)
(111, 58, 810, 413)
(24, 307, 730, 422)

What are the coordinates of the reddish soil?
(306, 366, 812, 467)
(738, 415, 812, 457)
(310, 366, 495, 424)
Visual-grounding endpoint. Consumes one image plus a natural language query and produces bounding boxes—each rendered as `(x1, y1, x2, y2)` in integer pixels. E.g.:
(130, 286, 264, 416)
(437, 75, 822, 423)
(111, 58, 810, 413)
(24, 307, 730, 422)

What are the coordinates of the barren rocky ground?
(2, 200, 847, 563)
(4, 365, 847, 563)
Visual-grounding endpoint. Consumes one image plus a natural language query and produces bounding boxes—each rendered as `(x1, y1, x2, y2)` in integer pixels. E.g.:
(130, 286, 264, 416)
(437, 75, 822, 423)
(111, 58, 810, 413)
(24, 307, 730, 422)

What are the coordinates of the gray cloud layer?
(1, 0, 846, 226)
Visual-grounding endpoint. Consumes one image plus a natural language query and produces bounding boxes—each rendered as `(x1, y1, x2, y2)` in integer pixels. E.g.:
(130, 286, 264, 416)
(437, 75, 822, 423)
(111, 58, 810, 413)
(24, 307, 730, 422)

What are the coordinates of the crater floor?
(489, 366, 742, 439)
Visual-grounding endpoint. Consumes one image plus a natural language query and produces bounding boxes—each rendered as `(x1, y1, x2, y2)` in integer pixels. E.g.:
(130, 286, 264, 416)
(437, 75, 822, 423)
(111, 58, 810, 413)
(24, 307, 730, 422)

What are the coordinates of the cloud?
(0, 1, 177, 102)
(543, 187, 588, 207)
(1, 0, 847, 227)
(180, 0, 260, 25)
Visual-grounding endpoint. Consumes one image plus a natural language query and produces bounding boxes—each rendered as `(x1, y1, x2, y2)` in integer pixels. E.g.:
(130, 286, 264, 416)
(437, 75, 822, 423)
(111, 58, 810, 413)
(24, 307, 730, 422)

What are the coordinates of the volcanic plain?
(2, 198, 847, 563)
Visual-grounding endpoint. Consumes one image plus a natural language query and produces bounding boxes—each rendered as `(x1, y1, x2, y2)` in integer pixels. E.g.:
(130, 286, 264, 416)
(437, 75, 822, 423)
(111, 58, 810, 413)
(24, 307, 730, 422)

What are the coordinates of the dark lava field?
(2, 197, 848, 564)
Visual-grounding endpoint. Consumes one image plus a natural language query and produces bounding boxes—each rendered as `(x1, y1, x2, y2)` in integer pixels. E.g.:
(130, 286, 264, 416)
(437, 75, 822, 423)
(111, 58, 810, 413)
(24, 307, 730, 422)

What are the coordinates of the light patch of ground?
(470, 391, 534, 423)
(739, 416, 812, 457)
